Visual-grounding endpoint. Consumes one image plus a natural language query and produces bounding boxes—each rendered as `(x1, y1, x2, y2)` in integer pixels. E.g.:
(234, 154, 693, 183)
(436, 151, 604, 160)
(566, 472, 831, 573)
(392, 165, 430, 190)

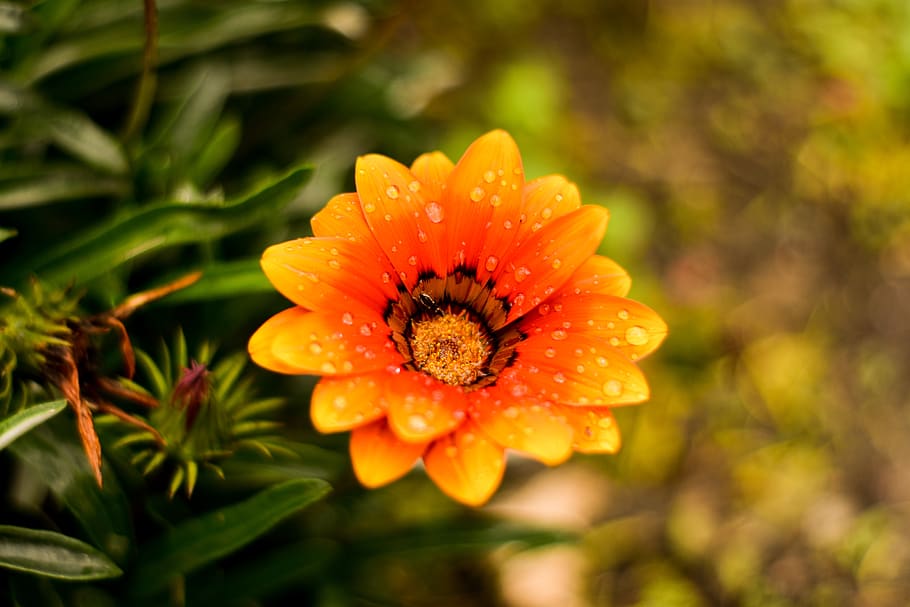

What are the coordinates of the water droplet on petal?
(470, 187, 486, 202)
(553, 372, 566, 384)
(363, 201, 376, 213)
(576, 364, 586, 373)
(503, 219, 514, 230)
(381, 272, 391, 283)
(407, 255, 418, 266)
(386, 185, 400, 199)
(341, 312, 354, 325)
(503, 406, 519, 419)
(333, 395, 347, 409)
(485, 256, 499, 271)
(618, 309, 630, 320)
(321, 361, 337, 373)
(595, 356, 608, 367)
(551, 258, 561, 269)
(603, 380, 623, 397)
(541, 207, 553, 219)
(550, 329, 568, 341)
(408, 414, 428, 432)
(514, 266, 531, 283)
(483, 170, 496, 183)
(609, 337, 620, 347)
(425, 201, 444, 223)
(489, 194, 502, 207)
(328, 259, 341, 270)
(625, 326, 649, 346)
(359, 324, 372, 336)
(544, 347, 556, 358)
(309, 342, 323, 354)
(408, 180, 421, 193)
(597, 417, 613, 429)
(417, 229, 428, 243)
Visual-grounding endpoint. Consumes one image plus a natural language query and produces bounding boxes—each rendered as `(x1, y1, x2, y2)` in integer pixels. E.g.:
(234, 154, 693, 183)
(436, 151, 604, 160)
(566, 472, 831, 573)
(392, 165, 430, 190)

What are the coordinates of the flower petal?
(470, 388, 573, 465)
(410, 151, 454, 203)
(249, 307, 400, 376)
(261, 237, 397, 315)
(493, 205, 609, 325)
(310, 372, 389, 432)
(519, 294, 668, 361)
(385, 371, 468, 443)
(509, 332, 650, 406)
(443, 130, 524, 273)
(355, 154, 446, 286)
(424, 422, 505, 506)
(350, 419, 428, 488)
(310, 193, 373, 242)
(514, 175, 582, 247)
(554, 255, 631, 298)
(555, 405, 622, 454)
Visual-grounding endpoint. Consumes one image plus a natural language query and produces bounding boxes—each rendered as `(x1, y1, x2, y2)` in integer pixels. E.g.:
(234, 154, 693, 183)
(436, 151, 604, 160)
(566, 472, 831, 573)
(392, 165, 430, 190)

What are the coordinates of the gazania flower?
(249, 130, 666, 506)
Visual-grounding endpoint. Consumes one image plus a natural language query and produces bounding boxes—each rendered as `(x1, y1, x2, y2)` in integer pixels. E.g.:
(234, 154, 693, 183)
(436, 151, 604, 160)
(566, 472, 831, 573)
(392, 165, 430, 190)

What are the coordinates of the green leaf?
(9, 420, 134, 565)
(0, 399, 67, 451)
(155, 259, 271, 304)
(130, 478, 331, 596)
(0, 525, 123, 581)
(0, 3, 28, 34)
(10, 166, 311, 287)
(0, 170, 128, 210)
(351, 521, 577, 558)
(0, 227, 15, 243)
(187, 539, 339, 606)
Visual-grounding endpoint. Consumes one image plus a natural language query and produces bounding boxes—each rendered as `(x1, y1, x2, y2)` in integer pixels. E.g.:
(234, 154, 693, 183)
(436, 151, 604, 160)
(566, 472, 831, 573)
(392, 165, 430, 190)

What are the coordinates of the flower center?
(408, 312, 492, 386)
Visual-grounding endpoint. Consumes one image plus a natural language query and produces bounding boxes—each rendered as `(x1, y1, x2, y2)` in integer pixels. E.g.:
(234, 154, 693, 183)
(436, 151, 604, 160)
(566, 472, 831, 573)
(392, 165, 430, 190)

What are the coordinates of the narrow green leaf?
(130, 478, 331, 595)
(0, 399, 67, 451)
(0, 227, 16, 243)
(352, 522, 577, 558)
(0, 525, 123, 581)
(0, 3, 27, 34)
(156, 259, 271, 304)
(9, 420, 134, 565)
(0, 171, 128, 210)
(12, 166, 311, 287)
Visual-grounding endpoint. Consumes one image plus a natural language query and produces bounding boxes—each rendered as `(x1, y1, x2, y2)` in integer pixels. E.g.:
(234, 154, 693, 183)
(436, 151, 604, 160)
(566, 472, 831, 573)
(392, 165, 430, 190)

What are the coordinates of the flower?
(249, 130, 667, 505)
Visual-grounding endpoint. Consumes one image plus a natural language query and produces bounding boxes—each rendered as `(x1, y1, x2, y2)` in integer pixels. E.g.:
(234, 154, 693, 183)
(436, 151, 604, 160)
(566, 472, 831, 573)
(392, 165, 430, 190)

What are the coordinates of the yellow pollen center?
(409, 313, 491, 386)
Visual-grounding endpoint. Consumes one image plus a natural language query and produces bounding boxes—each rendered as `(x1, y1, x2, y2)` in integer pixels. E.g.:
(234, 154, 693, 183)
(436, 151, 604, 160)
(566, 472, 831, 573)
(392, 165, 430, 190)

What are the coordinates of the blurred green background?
(2, 0, 910, 605)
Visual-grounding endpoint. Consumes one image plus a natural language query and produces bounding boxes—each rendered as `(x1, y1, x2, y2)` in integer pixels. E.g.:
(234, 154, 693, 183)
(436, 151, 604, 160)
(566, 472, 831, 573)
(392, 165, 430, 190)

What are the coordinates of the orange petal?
(470, 388, 573, 465)
(248, 307, 401, 376)
(385, 371, 468, 443)
(355, 154, 446, 286)
(350, 419, 428, 488)
(493, 205, 609, 325)
(261, 237, 397, 315)
(508, 332, 650, 406)
(519, 294, 668, 362)
(410, 151, 454, 203)
(310, 372, 389, 432)
(554, 255, 631, 298)
(514, 175, 582, 248)
(443, 130, 524, 273)
(424, 422, 505, 506)
(555, 405, 622, 454)
(311, 193, 373, 242)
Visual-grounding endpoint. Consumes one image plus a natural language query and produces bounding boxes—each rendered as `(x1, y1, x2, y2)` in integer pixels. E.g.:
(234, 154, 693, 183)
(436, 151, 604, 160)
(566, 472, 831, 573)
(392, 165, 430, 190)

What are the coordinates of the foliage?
(3, 0, 910, 605)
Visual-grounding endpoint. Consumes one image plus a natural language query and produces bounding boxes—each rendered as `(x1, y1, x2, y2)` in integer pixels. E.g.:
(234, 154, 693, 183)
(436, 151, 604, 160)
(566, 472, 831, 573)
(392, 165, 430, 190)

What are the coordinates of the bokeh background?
(3, 0, 910, 605)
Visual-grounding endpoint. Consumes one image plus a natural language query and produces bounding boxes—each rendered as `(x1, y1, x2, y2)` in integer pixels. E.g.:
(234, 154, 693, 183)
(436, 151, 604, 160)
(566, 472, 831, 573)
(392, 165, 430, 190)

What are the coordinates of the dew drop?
(597, 417, 613, 429)
(514, 266, 531, 283)
(408, 414, 428, 432)
(359, 324, 372, 336)
(595, 356, 608, 367)
(321, 361, 337, 373)
(328, 259, 341, 270)
(408, 180, 421, 193)
(538, 303, 551, 315)
(511, 383, 528, 397)
(417, 229, 428, 243)
(341, 360, 354, 373)
(333, 395, 347, 409)
(381, 272, 391, 283)
(386, 185, 400, 199)
(576, 364, 586, 373)
(504, 406, 519, 419)
(503, 219, 514, 230)
(553, 372, 566, 384)
(489, 194, 502, 207)
(485, 256, 499, 271)
(470, 187, 486, 202)
(425, 201, 444, 223)
(483, 170, 496, 183)
(550, 329, 568, 341)
(341, 312, 354, 325)
(541, 207, 553, 219)
(609, 337, 620, 347)
(625, 326, 649, 346)
(544, 347, 556, 358)
(618, 309, 630, 320)
(309, 342, 323, 354)
(363, 201, 376, 213)
(383, 213, 393, 222)
(603, 380, 623, 397)
(551, 258, 561, 269)
(407, 255, 418, 266)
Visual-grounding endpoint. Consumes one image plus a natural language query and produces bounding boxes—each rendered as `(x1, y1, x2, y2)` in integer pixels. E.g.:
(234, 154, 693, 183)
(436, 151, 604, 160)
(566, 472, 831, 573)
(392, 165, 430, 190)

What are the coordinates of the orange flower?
(249, 130, 667, 505)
